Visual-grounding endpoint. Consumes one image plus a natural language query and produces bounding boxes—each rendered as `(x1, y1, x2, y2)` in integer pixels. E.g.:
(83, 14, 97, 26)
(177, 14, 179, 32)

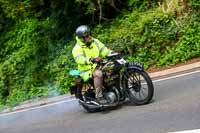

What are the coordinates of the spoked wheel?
(123, 69, 154, 105)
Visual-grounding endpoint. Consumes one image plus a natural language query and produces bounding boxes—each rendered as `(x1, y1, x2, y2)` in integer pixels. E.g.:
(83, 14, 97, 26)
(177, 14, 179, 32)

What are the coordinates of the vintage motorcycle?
(69, 52, 154, 112)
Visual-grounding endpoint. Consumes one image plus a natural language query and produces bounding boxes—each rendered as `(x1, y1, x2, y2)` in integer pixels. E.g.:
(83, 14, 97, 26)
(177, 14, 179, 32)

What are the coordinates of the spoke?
(141, 82, 147, 85)
(142, 86, 148, 90)
(128, 73, 137, 83)
(126, 71, 149, 100)
(131, 78, 138, 84)
(134, 73, 140, 82)
(134, 86, 147, 100)
(137, 92, 140, 99)
(138, 91, 142, 99)
(129, 83, 138, 90)
(134, 75, 142, 87)
(126, 71, 151, 101)
(133, 74, 139, 83)
(128, 75, 135, 84)
(138, 74, 141, 83)
(140, 88, 146, 98)
(129, 86, 134, 89)
(133, 90, 137, 97)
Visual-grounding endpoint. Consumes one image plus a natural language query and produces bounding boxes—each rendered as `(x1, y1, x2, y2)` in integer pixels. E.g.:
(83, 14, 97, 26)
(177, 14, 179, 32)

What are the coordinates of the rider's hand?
(90, 57, 103, 63)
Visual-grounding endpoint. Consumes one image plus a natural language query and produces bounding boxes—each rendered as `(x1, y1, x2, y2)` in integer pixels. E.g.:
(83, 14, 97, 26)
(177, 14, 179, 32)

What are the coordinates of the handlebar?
(106, 52, 121, 60)
(91, 52, 122, 68)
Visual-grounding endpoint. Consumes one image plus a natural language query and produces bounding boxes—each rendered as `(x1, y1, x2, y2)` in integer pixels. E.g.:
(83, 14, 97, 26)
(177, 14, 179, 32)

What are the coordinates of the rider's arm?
(94, 39, 112, 58)
(72, 45, 91, 65)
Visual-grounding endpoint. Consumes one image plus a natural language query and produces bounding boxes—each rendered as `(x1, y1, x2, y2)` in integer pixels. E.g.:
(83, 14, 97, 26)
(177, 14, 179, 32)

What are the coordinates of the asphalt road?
(0, 70, 200, 133)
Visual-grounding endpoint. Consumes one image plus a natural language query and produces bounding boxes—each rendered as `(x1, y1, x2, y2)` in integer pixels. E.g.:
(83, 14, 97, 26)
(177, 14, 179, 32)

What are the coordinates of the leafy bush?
(94, 9, 180, 68)
(127, 0, 160, 11)
(188, 0, 200, 9)
(0, 17, 76, 106)
(94, 5, 200, 69)
(157, 13, 200, 66)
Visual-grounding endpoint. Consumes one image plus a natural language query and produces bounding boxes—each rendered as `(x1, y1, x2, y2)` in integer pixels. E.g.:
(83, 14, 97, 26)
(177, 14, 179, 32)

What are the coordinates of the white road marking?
(169, 129, 200, 133)
(0, 70, 199, 117)
(153, 70, 200, 83)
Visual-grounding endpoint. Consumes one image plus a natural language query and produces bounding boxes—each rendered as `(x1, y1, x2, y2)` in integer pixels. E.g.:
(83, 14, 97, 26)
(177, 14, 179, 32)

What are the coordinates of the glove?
(90, 57, 103, 63)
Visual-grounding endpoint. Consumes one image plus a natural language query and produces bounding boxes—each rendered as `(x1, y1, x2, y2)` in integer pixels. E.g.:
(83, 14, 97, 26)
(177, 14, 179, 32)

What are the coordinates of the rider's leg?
(93, 69, 103, 98)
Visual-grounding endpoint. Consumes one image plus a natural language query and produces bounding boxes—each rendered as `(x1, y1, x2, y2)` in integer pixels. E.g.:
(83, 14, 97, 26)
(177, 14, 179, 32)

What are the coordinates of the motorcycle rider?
(72, 25, 112, 104)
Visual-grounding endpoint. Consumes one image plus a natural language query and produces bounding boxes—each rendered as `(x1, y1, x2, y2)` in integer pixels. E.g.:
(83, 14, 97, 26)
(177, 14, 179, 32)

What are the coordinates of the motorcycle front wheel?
(123, 69, 154, 105)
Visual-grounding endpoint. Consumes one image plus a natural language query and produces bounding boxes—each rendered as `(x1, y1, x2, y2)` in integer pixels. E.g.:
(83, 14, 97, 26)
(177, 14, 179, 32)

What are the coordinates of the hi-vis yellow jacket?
(72, 36, 112, 81)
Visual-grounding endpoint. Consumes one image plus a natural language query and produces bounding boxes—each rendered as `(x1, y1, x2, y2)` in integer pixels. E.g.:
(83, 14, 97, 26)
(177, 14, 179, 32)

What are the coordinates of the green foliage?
(0, 0, 46, 20)
(94, 5, 199, 68)
(157, 13, 200, 66)
(0, 0, 200, 108)
(127, 0, 159, 11)
(0, 18, 40, 101)
(94, 9, 180, 68)
(188, 0, 200, 9)
(0, 16, 76, 106)
(6, 89, 28, 107)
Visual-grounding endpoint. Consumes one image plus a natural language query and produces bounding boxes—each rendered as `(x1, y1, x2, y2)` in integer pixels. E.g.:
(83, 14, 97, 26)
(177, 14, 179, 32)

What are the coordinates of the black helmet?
(75, 25, 91, 38)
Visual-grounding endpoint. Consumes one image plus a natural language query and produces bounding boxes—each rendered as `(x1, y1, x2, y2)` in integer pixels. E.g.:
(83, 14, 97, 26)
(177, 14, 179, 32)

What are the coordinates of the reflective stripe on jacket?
(72, 36, 111, 81)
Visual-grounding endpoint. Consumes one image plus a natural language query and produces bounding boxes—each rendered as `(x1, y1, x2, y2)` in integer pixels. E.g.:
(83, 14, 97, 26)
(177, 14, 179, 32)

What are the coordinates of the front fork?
(113, 74, 126, 101)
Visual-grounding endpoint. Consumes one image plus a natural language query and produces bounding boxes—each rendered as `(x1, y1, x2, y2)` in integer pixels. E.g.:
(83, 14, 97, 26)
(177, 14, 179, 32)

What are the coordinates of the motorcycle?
(69, 52, 154, 112)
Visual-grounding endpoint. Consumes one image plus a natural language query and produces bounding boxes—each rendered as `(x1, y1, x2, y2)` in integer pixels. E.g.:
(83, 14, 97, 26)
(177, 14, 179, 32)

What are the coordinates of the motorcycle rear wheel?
(123, 69, 154, 105)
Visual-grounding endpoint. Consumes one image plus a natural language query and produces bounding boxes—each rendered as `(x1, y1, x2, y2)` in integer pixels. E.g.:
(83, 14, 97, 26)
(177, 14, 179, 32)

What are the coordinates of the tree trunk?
(109, 0, 120, 12)
(97, 0, 102, 24)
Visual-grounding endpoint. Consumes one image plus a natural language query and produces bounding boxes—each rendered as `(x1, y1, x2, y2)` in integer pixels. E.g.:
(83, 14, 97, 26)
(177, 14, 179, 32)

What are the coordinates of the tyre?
(123, 69, 154, 105)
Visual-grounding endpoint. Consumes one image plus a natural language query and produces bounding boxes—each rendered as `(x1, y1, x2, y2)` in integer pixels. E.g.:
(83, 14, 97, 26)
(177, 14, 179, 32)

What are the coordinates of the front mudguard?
(127, 62, 144, 72)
